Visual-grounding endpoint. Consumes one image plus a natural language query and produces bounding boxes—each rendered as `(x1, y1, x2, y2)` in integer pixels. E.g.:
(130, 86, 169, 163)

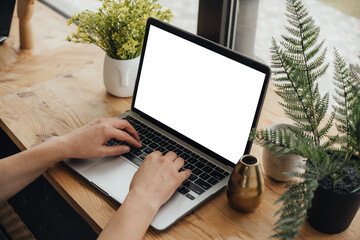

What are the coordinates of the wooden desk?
(1, 44, 360, 239)
(0, 4, 359, 240)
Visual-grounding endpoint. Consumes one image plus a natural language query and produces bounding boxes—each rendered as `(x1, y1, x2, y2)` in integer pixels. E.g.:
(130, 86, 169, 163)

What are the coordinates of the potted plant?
(261, 122, 304, 182)
(66, 0, 173, 97)
(249, 0, 360, 238)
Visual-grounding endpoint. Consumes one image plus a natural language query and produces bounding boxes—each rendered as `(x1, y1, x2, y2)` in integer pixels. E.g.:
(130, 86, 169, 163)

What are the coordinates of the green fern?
(348, 56, 360, 160)
(270, 145, 344, 239)
(270, 0, 332, 146)
(348, 95, 360, 186)
(249, 0, 360, 239)
(349, 54, 360, 85)
(332, 51, 360, 189)
(332, 49, 358, 158)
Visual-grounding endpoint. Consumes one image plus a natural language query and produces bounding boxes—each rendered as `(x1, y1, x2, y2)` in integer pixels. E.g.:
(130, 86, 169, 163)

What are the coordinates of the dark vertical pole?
(197, 0, 237, 49)
(197, 0, 227, 45)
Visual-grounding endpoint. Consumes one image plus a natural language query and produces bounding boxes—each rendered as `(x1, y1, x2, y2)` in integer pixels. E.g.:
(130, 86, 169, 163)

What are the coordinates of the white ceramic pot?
(103, 54, 140, 97)
(262, 123, 304, 182)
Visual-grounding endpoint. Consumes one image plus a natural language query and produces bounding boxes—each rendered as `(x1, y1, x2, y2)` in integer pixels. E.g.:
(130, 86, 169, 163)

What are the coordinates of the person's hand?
(57, 118, 141, 159)
(98, 151, 190, 240)
(128, 151, 191, 211)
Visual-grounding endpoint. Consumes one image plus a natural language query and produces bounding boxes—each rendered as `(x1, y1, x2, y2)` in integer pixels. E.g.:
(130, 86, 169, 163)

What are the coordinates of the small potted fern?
(250, 0, 360, 238)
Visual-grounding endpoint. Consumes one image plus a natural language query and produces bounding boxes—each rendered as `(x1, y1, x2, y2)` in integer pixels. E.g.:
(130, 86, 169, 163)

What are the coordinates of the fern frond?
(349, 62, 360, 85)
(249, 128, 300, 157)
(331, 49, 360, 160)
(348, 96, 360, 157)
(270, 0, 330, 146)
(321, 134, 339, 149)
(306, 40, 325, 63)
(318, 113, 335, 140)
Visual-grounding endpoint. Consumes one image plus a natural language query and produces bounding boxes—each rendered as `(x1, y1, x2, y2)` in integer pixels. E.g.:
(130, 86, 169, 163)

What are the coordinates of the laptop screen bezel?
(131, 17, 270, 167)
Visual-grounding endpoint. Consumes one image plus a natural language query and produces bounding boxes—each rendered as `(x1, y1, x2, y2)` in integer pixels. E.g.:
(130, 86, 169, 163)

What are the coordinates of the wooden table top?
(0, 2, 359, 239)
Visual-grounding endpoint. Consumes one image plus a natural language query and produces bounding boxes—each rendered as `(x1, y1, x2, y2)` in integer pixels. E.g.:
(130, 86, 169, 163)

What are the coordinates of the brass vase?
(227, 154, 265, 212)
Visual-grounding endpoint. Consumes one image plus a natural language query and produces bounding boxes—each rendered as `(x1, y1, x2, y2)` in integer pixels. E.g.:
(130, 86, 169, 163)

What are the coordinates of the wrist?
(40, 136, 69, 166)
(99, 187, 158, 240)
(125, 188, 160, 218)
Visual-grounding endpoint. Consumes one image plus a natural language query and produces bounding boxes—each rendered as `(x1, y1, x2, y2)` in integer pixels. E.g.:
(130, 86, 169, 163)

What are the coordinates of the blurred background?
(39, 0, 360, 107)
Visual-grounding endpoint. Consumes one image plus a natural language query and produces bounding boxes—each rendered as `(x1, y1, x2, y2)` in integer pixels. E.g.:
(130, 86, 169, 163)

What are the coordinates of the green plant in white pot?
(67, 0, 173, 97)
(250, 0, 360, 238)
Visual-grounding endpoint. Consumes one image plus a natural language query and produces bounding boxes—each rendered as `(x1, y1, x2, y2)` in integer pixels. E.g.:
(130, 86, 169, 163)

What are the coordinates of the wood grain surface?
(0, 1, 359, 239)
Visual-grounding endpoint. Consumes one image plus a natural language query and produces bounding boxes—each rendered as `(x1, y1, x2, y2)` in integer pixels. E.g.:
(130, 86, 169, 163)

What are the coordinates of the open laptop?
(0, 0, 16, 43)
(65, 17, 270, 231)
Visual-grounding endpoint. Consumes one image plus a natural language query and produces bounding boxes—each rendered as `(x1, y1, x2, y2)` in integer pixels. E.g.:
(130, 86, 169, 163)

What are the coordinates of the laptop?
(65, 17, 270, 231)
(0, 0, 16, 43)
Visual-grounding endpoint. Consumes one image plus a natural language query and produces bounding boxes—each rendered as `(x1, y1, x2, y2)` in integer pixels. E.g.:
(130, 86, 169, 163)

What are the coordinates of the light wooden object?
(0, 201, 36, 240)
(0, 2, 359, 240)
(17, 0, 35, 51)
(0, 1, 76, 67)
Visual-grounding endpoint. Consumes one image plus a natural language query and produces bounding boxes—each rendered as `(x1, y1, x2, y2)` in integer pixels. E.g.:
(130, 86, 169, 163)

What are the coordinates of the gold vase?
(227, 154, 265, 212)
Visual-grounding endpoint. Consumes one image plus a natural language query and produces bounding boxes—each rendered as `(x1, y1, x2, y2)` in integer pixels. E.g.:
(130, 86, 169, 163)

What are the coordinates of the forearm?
(0, 137, 65, 201)
(0, 118, 142, 201)
(98, 190, 158, 240)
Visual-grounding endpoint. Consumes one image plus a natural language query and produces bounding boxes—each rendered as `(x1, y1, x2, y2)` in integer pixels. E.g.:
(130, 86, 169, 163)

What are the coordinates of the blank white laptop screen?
(134, 25, 266, 164)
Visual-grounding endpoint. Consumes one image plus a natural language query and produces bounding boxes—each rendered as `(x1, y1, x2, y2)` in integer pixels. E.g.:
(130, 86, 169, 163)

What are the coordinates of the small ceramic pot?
(262, 123, 304, 182)
(103, 54, 140, 97)
(227, 154, 265, 212)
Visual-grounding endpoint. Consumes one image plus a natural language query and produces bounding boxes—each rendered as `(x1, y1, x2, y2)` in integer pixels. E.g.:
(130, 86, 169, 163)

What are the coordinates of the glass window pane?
(40, 0, 199, 34)
(253, 0, 360, 104)
(157, 0, 199, 34)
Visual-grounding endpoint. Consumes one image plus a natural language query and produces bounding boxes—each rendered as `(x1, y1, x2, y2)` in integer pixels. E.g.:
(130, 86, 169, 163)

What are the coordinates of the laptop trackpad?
(81, 156, 138, 203)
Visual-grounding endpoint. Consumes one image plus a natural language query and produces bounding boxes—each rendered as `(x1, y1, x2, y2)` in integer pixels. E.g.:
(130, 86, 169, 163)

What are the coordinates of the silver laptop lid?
(131, 18, 270, 167)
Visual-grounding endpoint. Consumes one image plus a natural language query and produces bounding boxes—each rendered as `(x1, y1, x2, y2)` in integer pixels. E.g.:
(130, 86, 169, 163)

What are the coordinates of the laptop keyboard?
(106, 115, 230, 200)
